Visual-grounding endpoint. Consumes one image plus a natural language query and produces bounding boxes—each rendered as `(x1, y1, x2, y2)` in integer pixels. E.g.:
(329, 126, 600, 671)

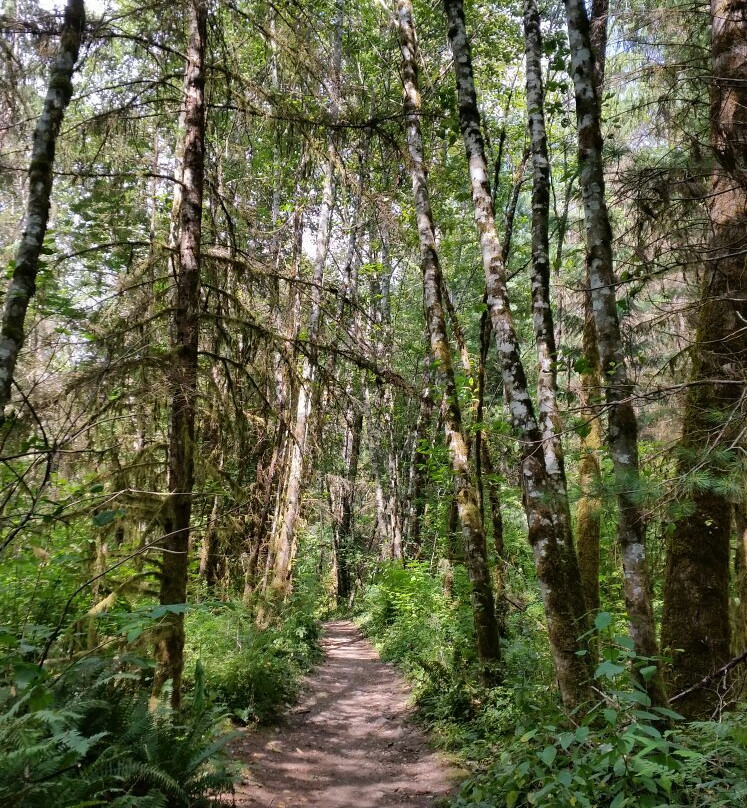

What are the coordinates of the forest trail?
(228, 620, 459, 807)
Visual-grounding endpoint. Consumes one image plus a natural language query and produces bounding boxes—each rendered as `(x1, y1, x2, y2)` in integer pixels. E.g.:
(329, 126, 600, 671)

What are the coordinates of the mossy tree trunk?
(564, 0, 667, 706)
(396, 0, 501, 669)
(523, 0, 586, 627)
(661, 0, 747, 718)
(443, 0, 592, 709)
(0, 0, 85, 424)
(155, 0, 207, 709)
(575, 0, 609, 619)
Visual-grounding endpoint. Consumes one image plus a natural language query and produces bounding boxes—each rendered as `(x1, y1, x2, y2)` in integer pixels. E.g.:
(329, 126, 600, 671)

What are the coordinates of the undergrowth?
(184, 597, 322, 723)
(0, 651, 236, 808)
(357, 561, 747, 808)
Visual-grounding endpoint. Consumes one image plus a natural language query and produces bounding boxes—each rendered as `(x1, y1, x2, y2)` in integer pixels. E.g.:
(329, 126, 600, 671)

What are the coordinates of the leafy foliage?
(0, 653, 237, 808)
(184, 599, 322, 723)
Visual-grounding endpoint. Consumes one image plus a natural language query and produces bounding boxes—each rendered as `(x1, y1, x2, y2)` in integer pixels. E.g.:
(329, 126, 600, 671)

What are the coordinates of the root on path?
(228, 620, 459, 807)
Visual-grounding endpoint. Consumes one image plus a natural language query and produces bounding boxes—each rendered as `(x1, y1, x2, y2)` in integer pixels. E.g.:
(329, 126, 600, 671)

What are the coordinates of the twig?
(670, 649, 747, 703)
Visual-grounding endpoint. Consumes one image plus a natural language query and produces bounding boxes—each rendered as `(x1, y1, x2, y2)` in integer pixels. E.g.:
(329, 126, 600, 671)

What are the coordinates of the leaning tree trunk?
(661, 0, 747, 718)
(154, 0, 206, 709)
(268, 0, 344, 598)
(268, 146, 333, 597)
(0, 0, 85, 424)
(396, 0, 501, 669)
(443, 0, 591, 709)
(564, 0, 666, 705)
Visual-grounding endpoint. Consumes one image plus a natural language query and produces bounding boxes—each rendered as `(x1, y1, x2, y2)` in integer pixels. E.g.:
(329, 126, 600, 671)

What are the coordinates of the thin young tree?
(563, 0, 667, 705)
(0, 0, 85, 424)
(395, 0, 501, 669)
(443, 0, 591, 708)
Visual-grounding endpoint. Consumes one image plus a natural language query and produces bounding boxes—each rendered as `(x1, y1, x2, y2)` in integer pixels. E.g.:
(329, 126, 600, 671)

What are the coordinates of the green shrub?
(452, 614, 747, 808)
(357, 562, 531, 758)
(184, 600, 321, 722)
(452, 707, 747, 808)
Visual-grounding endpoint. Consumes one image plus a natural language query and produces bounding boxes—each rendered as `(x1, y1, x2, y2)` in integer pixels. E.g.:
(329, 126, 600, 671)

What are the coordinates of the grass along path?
(228, 620, 459, 807)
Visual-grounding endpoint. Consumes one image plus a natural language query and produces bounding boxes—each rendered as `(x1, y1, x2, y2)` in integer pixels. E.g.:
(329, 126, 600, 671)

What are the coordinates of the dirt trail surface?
(228, 620, 459, 807)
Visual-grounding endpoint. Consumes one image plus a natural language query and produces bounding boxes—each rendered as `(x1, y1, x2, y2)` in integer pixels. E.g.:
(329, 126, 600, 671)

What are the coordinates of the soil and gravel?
(228, 620, 460, 807)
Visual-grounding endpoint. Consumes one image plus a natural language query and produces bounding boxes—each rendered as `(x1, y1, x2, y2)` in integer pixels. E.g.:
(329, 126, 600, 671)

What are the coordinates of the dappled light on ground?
(229, 621, 457, 807)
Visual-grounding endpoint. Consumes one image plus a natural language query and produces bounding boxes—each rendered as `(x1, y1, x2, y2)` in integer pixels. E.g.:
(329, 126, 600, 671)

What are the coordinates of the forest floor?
(226, 620, 460, 807)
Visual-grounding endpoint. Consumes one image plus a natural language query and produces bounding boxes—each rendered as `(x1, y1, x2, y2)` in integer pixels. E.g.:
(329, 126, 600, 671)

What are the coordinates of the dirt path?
(228, 620, 459, 807)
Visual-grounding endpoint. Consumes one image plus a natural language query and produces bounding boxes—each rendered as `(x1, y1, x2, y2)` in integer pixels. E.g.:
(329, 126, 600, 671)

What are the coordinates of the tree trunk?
(397, 0, 501, 669)
(523, 0, 585, 626)
(402, 366, 434, 555)
(329, 410, 363, 602)
(0, 0, 85, 423)
(575, 0, 609, 621)
(564, 0, 666, 706)
(661, 0, 747, 718)
(155, 0, 207, 709)
(443, 0, 591, 708)
(268, 146, 333, 597)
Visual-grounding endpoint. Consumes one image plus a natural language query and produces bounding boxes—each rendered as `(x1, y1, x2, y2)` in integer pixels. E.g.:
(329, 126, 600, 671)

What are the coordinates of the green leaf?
(594, 611, 613, 631)
(614, 635, 635, 650)
(540, 744, 557, 765)
(603, 708, 618, 726)
(639, 665, 658, 681)
(652, 706, 685, 721)
(574, 726, 590, 743)
(595, 660, 626, 679)
(13, 661, 44, 690)
(92, 508, 126, 526)
(610, 791, 626, 808)
(559, 731, 574, 749)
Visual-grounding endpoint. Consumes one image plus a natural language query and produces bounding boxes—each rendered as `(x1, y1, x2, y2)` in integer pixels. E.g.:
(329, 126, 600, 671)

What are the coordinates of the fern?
(0, 652, 237, 808)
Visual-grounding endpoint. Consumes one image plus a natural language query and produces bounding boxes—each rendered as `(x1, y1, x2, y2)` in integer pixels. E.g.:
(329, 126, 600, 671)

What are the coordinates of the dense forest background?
(0, 0, 745, 806)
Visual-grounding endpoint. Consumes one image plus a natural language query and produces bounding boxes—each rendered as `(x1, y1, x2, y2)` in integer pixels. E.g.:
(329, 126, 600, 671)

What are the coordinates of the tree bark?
(329, 409, 363, 602)
(397, 0, 501, 669)
(523, 0, 586, 626)
(575, 0, 609, 620)
(661, 0, 747, 718)
(443, 0, 591, 708)
(0, 0, 85, 424)
(564, 0, 666, 706)
(154, 0, 207, 709)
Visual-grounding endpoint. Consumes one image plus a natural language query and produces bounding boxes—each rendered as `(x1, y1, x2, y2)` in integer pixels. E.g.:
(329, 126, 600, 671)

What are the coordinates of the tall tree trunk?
(575, 0, 609, 620)
(0, 0, 85, 424)
(523, 0, 585, 626)
(396, 0, 501, 669)
(733, 506, 747, 664)
(443, 0, 591, 708)
(154, 0, 207, 709)
(564, 0, 666, 706)
(267, 0, 343, 598)
(661, 0, 747, 717)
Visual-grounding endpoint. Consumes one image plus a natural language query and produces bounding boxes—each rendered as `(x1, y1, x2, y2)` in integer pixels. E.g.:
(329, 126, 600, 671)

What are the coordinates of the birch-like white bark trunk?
(0, 0, 85, 423)
(444, 0, 592, 708)
(397, 0, 501, 668)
